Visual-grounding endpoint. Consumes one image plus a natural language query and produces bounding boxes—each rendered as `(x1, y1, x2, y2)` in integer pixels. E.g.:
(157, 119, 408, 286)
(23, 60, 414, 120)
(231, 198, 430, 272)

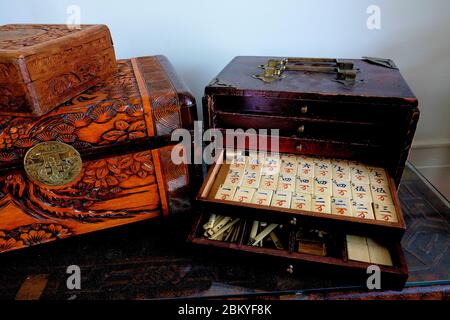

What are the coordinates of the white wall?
(1, 0, 449, 146)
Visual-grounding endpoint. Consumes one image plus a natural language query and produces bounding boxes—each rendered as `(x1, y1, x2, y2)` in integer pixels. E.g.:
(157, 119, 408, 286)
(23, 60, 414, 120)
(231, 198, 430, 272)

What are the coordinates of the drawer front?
(211, 95, 409, 123)
(214, 111, 397, 144)
(0, 145, 190, 254)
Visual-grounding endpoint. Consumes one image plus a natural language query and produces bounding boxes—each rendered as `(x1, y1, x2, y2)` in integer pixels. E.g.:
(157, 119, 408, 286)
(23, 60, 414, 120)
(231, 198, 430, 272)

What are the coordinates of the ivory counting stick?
(250, 221, 259, 241)
(210, 218, 240, 240)
(203, 214, 216, 230)
(207, 216, 231, 236)
(251, 224, 278, 246)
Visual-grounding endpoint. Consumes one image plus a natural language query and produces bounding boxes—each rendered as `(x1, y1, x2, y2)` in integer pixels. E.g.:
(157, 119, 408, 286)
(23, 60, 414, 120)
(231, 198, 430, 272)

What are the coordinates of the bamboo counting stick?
(210, 218, 240, 240)
(250, 223, 279, 246)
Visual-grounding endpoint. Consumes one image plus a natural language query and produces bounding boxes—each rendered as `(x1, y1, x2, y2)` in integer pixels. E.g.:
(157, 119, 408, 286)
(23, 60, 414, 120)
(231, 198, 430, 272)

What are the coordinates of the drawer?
(188, 212, 408, 289)
(210, 95, 409, 123)
(197, 148, 406, 240)
(213, 111, 398, 144)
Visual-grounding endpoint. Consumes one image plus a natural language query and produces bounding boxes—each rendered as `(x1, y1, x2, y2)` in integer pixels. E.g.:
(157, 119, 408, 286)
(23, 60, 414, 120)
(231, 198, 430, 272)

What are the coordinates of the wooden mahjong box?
(0, 55, 196, 254)
(190, 56, 420, 288)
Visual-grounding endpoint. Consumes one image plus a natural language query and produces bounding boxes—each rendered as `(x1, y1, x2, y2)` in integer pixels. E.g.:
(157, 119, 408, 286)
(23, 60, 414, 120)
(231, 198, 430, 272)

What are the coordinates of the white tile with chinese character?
(332, 179, 352, 198)
(332, 164, 351, 181)
(315, 162, 332, 179)
(271, 191, 292, 208)
(351, 183, 372, 203)
(314, 177, 332, 196)
(295, 176, 313, 194)
(223, 169, 244, 187)
(260, 174, 279, 191)
(251, 189, 273, 206)
(232, 187, 255, 203)
(351, 167, 370, 184)
(297, 160, 315, 178)
(261, 156, 281, 175)
(214, 185, 237, 201)
(331, 197, 352, 217)
(245, 162, 261, 174)
(351, 201, 375, 220)
(371, 185, 393, 205)
(241, 170, 261, 188)
(291, 193, 312, 211)
(374, 203, 398, 223)
(280, 160, 298, 175)
(278, 175, 296, 192)
(368, 167, 389, 186)
(312, 196, 331, 214)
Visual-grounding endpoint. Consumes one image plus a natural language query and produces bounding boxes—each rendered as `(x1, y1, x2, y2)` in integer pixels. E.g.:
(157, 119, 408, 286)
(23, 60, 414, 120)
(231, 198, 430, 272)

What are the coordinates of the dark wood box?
(190, 56, 420, 288)
(0, 24, 117, 116)
(0, 55, 196, 254)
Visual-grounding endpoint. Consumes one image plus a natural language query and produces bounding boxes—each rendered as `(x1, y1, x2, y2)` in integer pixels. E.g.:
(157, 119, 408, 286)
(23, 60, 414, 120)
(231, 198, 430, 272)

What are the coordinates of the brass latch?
(253, 57, 357, 84)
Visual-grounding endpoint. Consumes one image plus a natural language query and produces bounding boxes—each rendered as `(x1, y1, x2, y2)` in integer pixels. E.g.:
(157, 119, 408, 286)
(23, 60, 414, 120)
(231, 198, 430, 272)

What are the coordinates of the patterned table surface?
(0, 163, 448, 300)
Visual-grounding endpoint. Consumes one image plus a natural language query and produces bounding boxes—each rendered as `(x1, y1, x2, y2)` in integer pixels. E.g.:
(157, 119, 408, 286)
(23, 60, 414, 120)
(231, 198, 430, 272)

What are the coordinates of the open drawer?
(188, 212, 408, 289)
(197, 148, 406, 240)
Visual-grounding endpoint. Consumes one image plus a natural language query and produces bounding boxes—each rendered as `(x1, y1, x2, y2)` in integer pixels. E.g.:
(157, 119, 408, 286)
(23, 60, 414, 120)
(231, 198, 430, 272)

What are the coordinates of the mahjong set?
(190, 149, 408, 288)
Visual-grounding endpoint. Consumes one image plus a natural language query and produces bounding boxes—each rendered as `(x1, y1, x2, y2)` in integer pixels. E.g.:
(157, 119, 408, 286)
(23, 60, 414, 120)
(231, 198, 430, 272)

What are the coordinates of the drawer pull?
(297, 125, 305, 134)
(300, 105, 308, 114)
(296, 144, 303, 151)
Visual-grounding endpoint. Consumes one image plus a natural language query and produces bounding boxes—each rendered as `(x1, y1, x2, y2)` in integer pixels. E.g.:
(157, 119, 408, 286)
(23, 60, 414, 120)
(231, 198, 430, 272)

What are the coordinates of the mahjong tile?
(271, 191, 292, 208)
(260, 175, 279, 191)
(351, 201, 375, 220)
(351, 183, 372, 203)
(251, 189, 273, 206)
(232, 187, 255, 203)
(291, 193, 312, 211)
(281, 153, 297, 162)
(312, 196, 331, 214)
(225, 149, 245, 163)
(297, 161, 314, 178)
(371, 185, 393, 205)
(295, 176, 313, 194)
(331, 158, 349, 166)
(278, 175, 296, 192)
(280, 160, 298, 175)
(332, 164, 351, 181)
(261, 156, 281, 175)
(331, 197, 352, 217)
(374, 203, 398, 223)
(215, 185, 237, 201)
(314, 177, 332, 196)
(368, 167, 389, 186)
(332, 179, 352, 198)
(315, 158, 332, 166)
(241, 170, 261, 188)
(245, 162, 261, 173)
(351, 167, 370, 184)
(223, 169, 244, 187)
(315, 163, 332, 179)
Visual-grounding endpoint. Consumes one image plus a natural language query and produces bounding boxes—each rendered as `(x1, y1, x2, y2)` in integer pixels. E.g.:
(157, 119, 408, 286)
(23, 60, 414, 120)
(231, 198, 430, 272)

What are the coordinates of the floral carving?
(0, 223, 71, 252)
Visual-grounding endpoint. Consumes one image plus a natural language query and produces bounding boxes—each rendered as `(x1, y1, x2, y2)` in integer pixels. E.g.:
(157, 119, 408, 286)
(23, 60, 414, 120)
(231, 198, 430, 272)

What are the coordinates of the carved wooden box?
(0, 24, 117, 116)
(0, 55, 196, 254)
(191, 56, 420, 288)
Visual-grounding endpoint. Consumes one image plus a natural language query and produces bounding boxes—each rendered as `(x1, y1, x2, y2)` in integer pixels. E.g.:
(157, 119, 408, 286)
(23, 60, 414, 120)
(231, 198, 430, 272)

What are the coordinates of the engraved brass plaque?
(24, 141, 82, 187)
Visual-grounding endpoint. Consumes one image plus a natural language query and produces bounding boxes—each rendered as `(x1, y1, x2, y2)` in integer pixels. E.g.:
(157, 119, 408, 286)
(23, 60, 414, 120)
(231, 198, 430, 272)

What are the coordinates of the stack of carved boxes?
(0, 24, 196, 253)
(191, 56, 419, 288)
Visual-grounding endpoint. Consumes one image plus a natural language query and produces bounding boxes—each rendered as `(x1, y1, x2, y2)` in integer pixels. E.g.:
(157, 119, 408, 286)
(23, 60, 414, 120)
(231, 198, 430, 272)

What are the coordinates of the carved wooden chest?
(0, 55, 196, 254)
(191, 56, 420, 288)
(0, 24, 117, 116)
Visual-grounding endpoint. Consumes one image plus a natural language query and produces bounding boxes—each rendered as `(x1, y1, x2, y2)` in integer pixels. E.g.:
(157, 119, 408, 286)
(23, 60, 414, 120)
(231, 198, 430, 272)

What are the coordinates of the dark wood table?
(0, 163, 448, 300)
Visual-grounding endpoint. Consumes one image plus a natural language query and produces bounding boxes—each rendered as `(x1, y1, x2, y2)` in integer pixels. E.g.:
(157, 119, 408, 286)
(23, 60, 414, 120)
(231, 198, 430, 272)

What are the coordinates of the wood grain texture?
(204, 56, 420, 186)
(0, 24, 117, 116)
(0, 55, 196, 254)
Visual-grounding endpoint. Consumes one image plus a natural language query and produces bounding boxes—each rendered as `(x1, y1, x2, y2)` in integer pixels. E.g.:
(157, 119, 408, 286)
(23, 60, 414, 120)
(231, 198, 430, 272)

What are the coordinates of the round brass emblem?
(24, 141, 82, 187)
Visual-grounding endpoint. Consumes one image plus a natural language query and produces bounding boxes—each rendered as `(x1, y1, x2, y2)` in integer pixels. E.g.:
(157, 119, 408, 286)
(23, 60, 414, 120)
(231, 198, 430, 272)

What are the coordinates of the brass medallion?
(24, 141, 82, 187)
